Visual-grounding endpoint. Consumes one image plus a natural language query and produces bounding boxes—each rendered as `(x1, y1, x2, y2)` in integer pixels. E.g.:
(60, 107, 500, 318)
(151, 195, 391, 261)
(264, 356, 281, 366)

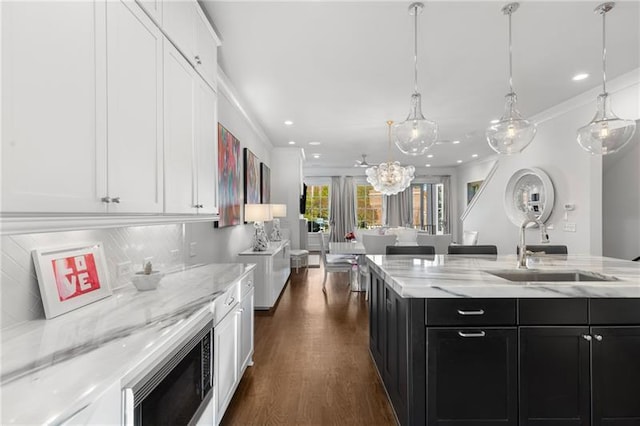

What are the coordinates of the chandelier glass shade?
(366, 121, 415, 196)
(486, 2, 536, 155)
(577, 2, 636, 155)
(393, 2, 438, 156)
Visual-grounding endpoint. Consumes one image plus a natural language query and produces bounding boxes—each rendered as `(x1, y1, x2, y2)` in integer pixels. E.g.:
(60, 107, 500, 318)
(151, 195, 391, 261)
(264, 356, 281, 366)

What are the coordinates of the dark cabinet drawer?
(519, 298, 588, 325)
(590, 298, 640, 324)
(426, 298, 516, 326)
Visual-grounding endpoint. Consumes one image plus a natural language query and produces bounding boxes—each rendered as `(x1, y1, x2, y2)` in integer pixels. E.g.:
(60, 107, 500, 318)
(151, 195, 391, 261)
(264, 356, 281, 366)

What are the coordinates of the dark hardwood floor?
(221, 263, 396, 425)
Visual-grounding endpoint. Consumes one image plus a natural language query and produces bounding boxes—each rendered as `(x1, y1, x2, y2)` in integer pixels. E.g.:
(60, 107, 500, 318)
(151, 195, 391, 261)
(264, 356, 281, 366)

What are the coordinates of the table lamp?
(245, 204, 272, 251)
(270, 204, 287, 241)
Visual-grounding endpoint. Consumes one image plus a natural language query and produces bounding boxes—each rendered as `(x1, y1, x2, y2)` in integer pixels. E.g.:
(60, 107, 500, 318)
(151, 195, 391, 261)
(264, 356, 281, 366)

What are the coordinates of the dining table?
(329, 241, 366, 291)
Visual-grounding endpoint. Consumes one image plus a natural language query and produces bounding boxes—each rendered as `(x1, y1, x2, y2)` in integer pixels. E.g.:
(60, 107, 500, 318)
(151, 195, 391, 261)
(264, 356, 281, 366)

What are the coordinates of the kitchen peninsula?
(367, 254, 640, 426)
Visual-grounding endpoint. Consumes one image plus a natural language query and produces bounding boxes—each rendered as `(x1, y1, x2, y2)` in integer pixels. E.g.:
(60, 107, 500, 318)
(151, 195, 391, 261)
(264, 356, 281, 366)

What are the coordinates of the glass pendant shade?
(577, 93, 636, 155)
(577, 3, 636, 155)
(394, 93, 438, 156)
(486, 92, 537, 154)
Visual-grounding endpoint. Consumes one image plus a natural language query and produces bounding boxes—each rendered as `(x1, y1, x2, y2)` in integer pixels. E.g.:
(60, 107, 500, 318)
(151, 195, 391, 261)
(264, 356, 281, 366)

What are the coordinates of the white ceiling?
(203, 1, 640, 170)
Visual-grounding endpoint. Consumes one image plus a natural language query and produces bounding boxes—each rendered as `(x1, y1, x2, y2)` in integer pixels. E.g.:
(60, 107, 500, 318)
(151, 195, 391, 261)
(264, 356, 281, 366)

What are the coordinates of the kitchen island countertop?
(367, 254, 640, 298)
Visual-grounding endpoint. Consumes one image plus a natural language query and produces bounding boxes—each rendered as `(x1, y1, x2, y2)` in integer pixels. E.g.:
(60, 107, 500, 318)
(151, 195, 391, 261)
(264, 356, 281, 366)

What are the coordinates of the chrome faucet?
(518, 216, 550, 269)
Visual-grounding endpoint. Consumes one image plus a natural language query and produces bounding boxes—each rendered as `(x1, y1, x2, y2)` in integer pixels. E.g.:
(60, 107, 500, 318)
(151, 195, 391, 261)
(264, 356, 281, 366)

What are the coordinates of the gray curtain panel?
(342, 176, 357, 237)
(384, 186, 412, 227)
(442, 176, 451, 234)
(328, 176, 357, 242)
(329, 176, 342, 242)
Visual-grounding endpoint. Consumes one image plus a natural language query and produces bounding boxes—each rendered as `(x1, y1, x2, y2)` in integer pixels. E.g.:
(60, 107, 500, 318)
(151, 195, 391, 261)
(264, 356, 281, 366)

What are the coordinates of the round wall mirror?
(504, 167, 555, 227)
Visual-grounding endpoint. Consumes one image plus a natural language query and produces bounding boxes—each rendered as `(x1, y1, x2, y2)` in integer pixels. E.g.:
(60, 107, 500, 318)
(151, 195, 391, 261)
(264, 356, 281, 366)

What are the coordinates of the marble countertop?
(367, 254, 640, 298)
(238, 239, 289, 256)
(0, 263, 255, 425)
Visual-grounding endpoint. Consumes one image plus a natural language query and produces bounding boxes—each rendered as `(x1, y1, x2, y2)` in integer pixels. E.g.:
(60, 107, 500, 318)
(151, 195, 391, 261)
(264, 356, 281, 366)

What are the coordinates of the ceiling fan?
(354, 154, 370, 167)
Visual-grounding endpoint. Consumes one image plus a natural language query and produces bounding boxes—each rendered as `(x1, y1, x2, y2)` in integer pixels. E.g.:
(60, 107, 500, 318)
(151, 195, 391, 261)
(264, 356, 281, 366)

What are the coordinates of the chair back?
(462, 230, 479, 245)
(417, 233, 452, 254)
(386, 245, 435, 255)
(517, 245, 568, 255)
(448, 245, 497, 255)
(362, 234, 397, 255)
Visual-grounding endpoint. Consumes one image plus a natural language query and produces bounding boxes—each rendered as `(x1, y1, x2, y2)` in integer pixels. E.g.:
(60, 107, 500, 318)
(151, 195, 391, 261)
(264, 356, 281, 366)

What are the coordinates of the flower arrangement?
(344, 231, 356, 241)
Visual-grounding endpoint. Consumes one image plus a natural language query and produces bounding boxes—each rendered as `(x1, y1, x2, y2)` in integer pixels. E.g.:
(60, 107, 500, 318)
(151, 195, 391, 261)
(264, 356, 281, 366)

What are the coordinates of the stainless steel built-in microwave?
(123, 318, 213, 425)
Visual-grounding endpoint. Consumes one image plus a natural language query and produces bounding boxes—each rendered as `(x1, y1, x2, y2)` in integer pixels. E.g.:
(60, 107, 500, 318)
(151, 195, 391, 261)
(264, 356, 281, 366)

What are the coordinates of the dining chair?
(516, 245, 568, 255)
(417, 233, 452, 254)
(319, 234, 357, 293)
(386, 245, 435, 255)
(462, 230, 479, 245)
(448, 245, 498, 255)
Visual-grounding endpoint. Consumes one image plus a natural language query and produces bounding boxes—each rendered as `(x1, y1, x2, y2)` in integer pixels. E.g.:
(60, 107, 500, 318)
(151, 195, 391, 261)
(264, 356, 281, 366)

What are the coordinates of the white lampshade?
(244, 204, 272, 222)
(271, 204, 287, 218)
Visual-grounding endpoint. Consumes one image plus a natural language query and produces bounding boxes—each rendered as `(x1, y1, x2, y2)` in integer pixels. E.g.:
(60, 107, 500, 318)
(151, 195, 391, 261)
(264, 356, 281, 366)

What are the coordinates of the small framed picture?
(32, 243, 112, 319)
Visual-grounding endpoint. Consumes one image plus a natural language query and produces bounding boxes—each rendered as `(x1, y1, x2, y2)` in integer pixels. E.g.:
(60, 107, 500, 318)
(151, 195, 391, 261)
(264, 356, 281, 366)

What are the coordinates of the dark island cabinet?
(368, 269, 640, 426)
(427, 327, 517, 426)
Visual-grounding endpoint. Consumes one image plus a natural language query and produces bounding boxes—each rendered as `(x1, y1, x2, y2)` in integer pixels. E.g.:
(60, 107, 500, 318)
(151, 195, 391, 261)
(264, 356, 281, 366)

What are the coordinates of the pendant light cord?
(601, 10, 607, 93)
(508, 10, 514, 94)
(413, 4, 419, 94)
(387, 120, 394, 162)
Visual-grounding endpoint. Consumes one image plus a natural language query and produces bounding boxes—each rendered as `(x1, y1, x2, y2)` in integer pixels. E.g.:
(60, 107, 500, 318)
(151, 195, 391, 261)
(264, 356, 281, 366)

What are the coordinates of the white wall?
(271, 147, 305, 249)
(458, 71, 639, 256)
(603, 120, 640, 260)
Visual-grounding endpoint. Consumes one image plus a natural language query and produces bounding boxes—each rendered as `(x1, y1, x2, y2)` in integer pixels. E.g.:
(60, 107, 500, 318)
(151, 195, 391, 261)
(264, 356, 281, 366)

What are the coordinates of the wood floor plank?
(221, 264, 396, 425)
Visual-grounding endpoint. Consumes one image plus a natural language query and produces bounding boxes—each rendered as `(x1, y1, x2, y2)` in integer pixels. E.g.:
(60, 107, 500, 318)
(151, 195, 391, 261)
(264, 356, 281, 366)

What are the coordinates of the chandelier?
(577, 2, 636, 155)
(393, 2, 438, 156)
(366, 121, 415, 196)
(486, 2, 536, 155)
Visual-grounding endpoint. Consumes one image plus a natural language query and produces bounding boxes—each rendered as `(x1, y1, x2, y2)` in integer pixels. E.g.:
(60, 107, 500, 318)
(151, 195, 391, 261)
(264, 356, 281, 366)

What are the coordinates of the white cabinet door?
(162, 0, 195, 60)
(163, 40, 197, 214)
(193, 6, 218, 90)
(239, 289, 254, 372)
(214, 309, 239, 425)
(195, 77, 218, 215)
(135, 0, 162, 25)
(1, 1, 107, 213)
(106, 0, 163, 213)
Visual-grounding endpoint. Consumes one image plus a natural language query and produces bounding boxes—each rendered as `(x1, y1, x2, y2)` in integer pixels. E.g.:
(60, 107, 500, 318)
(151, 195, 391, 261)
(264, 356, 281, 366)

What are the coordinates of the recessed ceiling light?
(472, 154, 478, 158)
(490, 119, 500, 124)
(308, 141, 321, 146)
(452, 140, 461, 144)
(457, 160, 463, 163)
(312, 153, 321, 159)
(284, 120, 293, 126)
(288, 141, 296, 145)
(427, 154, 434, 158)
(572, 73, 589, 81)
(425, 164, 431, 167)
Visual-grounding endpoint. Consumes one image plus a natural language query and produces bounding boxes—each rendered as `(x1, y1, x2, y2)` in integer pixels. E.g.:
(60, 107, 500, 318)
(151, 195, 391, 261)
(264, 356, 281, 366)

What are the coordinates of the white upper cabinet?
(106, 0, 164, 213)
(1, 1, 107, 213)
(164, 41, 197, 214)
(195, 78, 219, 215)
(194, 6, 219, 90)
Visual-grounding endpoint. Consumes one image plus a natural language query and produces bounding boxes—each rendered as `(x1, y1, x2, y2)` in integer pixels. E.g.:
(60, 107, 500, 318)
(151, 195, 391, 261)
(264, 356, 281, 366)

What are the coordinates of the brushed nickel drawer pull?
(458, 331, 486, 338)
(594, 334, 603, 341)
(457, 309, 485, 316)
(582, 334, 592, 341)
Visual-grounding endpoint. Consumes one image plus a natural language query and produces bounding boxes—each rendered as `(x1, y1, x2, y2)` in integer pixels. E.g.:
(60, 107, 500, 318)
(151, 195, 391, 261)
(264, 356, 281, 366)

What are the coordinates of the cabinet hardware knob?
(111, 197, 120, 203)
(458, 331, 486, 338)
(101, 196, 111, 203)
(225, 297, 235, 306)
(195, 55, 202, 64)
(594, 334, 603, 341)
(582, 334, 592, 341)
(239, 308, 244, 313)
(457, 309, 485, 316)
(247, 281, 253, 286)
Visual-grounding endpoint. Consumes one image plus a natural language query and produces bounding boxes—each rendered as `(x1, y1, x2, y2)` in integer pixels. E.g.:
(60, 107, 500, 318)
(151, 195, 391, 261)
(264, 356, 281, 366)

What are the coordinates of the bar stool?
(290, 249, 309, 273)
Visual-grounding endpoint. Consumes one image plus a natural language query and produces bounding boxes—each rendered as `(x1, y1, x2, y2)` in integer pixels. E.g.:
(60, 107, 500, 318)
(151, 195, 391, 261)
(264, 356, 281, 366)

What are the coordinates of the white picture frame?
(32, 243, 112, 319)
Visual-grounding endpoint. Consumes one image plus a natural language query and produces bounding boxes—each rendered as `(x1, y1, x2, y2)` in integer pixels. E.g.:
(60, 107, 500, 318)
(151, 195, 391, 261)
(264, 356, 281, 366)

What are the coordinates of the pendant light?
(577, 2, 636, 155)
(486, 2, 536, 155)
(366, 121, 415, 196)
(393, 2, 438, 156)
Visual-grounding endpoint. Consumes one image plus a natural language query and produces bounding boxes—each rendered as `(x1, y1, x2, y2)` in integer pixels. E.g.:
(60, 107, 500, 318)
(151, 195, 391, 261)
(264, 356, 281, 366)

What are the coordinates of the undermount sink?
(486, 269, 619, 283)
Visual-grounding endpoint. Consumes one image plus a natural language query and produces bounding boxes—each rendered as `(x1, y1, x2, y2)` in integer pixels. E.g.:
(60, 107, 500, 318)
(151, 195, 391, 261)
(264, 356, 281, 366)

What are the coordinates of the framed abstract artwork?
(261, 162, 271, 203)
(217, 124, 241, 227)
(244, 148, 261, 204)
(32, 243, 111, 319)
(467, 180, 483, 204)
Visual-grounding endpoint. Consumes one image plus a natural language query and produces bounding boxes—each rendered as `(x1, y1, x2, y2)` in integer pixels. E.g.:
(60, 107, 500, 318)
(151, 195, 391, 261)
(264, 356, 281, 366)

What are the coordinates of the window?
(304, 185, 329, 232)
(356, 185, 383, 228)
(411, 183, 446, 234)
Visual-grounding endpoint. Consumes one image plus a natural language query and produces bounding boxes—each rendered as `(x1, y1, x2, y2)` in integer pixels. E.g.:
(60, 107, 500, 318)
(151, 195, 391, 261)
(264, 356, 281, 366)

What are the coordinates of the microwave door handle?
(122, 388, 134, 426)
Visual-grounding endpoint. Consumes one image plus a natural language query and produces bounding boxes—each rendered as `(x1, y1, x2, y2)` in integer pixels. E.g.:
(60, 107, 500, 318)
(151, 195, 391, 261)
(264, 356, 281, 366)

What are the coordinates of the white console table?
(238, 240, 291, 310)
